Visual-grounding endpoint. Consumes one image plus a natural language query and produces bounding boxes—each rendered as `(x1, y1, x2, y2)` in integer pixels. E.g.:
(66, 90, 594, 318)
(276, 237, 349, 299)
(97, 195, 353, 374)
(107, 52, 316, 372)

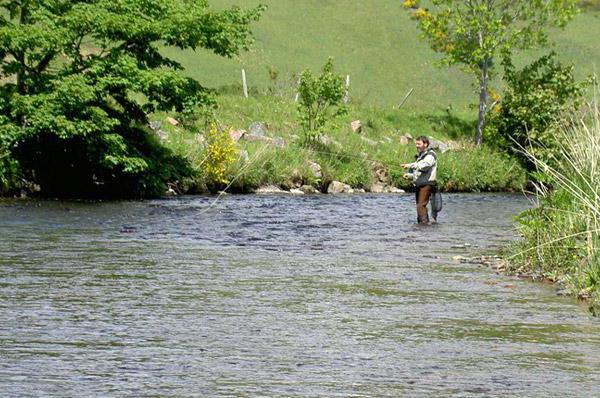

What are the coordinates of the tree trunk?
(476, 60, 489, 146)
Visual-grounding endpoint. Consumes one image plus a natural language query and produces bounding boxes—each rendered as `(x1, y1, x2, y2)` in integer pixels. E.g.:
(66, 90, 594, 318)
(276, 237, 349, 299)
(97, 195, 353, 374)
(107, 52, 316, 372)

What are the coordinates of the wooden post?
(344, 74, 350, 103)
(241, 69, 248, 98)
(397, 88, 414, 110)
(294, 77, 301, 102)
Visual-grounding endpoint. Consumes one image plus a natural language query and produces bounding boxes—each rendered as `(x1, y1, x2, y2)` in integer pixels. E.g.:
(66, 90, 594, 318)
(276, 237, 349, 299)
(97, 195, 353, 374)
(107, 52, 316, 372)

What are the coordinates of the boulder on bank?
(299, 185, 319, 194)
(229, 129, 246, 142)
(370, 183, 405, 194)
(327, 181, 353, 194)
(399, 133, 413, 145)
(430, 138, 450, 153)
(255, 185, 289, 194)
(248, 122, 267, 137)
(351, 120, 362, 133)
(308, 161, 322, 180)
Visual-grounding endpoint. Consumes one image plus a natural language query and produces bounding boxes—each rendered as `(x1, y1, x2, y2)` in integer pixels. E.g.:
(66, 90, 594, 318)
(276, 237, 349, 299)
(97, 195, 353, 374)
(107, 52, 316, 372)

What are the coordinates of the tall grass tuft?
(508, 93, 600, 313)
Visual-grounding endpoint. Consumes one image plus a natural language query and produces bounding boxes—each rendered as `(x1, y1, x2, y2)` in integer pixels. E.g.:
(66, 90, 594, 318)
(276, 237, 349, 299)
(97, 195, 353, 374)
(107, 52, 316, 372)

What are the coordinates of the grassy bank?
(506, 96, 600, 314)
(164, 0, 600, 111)
(156, 93, 527, 194)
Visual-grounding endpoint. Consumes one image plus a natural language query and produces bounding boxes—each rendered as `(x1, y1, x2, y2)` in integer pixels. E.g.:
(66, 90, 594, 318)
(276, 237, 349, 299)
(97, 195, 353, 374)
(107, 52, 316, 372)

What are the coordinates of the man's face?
(415, 139, 428, 153)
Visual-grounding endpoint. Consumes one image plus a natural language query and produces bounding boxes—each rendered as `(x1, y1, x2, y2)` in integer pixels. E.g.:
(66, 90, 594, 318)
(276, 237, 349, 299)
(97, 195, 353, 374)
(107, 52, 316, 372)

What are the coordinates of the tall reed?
(509, 93, 600, 313)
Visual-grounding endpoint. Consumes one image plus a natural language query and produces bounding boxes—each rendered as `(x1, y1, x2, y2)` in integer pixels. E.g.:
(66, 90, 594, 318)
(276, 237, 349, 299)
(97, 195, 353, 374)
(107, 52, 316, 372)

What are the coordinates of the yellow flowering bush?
(202, 124, 238, 185)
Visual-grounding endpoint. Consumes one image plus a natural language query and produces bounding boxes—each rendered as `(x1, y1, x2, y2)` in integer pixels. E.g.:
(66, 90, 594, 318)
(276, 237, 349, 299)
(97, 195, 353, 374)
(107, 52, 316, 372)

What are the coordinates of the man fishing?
(402, 136, 438, 224)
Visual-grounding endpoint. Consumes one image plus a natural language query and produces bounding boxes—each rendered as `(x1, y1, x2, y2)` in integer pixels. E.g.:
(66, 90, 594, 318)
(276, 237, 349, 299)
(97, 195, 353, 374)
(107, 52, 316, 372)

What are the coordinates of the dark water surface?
(1, 194, 599, 397)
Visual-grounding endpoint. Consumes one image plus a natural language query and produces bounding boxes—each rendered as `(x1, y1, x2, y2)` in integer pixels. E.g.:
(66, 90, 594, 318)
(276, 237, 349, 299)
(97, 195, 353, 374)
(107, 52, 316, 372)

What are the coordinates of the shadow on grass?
(424, 111, 476, 140)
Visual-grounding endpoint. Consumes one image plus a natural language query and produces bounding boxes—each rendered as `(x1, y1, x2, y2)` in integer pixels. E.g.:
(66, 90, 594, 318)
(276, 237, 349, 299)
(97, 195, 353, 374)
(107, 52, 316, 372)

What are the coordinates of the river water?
(1, 193, 599, 397)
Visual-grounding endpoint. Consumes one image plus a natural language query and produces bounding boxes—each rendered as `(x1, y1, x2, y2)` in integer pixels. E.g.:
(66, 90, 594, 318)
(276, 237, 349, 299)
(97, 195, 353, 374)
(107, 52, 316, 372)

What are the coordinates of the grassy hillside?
(162, 0, 600, 113)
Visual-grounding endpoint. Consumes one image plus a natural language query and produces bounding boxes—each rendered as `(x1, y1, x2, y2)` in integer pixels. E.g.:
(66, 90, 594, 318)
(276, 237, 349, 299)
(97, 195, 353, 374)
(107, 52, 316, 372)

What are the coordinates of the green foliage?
(163, 92, 527, 193)
(507, 96, 600, 312)
(0, 0, 264, 197)
(403, 0, 579, 144)
(486, 53, 588, 167)
(297, 58, 347, 146)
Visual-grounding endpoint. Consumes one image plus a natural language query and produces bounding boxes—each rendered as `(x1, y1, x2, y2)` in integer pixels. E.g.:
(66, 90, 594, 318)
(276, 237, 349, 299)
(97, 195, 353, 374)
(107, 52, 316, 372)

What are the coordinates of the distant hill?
(162, 0, 600, 112)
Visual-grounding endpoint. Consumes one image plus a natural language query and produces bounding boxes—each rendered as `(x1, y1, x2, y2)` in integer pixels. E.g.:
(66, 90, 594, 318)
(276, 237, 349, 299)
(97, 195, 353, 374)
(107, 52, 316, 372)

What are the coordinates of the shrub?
(486, 53, 588, 167)
(297, 58, 347, 146)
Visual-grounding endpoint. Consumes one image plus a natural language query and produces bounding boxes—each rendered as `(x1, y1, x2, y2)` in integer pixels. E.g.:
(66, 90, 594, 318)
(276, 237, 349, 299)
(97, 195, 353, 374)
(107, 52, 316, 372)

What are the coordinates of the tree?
(487, 53, 588, 167)
(0, 0, 264, 197)
(297, 58, 347, 147)
(403, 0, 578, 145)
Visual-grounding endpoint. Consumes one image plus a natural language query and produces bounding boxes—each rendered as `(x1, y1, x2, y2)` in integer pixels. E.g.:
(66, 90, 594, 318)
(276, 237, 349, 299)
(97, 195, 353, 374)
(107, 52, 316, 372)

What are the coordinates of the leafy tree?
(486, 53, 588, 167)
(403, 0, 578, 145)
(0, 0, 264, 197)
(297, 58, 347, 147)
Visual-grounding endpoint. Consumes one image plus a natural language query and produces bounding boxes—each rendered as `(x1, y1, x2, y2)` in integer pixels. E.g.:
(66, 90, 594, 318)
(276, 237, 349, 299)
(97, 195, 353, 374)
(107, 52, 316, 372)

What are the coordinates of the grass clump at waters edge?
(506, 95, 600, 314)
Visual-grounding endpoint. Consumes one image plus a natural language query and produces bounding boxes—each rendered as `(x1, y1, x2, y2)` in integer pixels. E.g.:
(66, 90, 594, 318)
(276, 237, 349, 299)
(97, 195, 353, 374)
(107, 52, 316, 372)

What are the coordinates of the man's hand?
(401, 163, 412, 169)
(403, 173, 413, 180)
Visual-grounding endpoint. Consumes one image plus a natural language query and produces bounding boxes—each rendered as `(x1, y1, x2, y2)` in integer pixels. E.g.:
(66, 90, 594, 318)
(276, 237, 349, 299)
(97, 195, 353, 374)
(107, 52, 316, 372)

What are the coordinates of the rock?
(149, 120, 162, 131)
(360, 136, 377, 146)
(289, 188, 305, 195)
(400, 135, 412, 146)
(355, 188, 366, 193)
(248, 122, 267, 137)
(164, 188, 177, 196)
(299, 185, 319, 194)
(229, 129, 246, 142)
(370, 182, 386, 193)
(327, 181, 352, 194)
(166, 117, 179, 126)
(308, 161, 322, 179)
(245, 135, 273, 144)
(272, 137, 286, 148)
(318, 134, 342, 149)
(382, 136, 393, 143)
(351, 120, 362, 133)
(149, 121, 168, 140)
(375, 168, 388, 183)
(452, 255, 469, 262)
(255, 185, 289, 194)
(370, 182, 405, 194)
(430, 138, 450, 153)
(386, 187, 405, 194)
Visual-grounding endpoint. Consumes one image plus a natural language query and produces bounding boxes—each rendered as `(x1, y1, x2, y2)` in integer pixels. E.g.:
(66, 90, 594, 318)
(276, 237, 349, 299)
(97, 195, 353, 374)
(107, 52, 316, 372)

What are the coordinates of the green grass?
(506, 95, 600, 314)
(157, 93, 526, 193)
(161, 0, 600, 113)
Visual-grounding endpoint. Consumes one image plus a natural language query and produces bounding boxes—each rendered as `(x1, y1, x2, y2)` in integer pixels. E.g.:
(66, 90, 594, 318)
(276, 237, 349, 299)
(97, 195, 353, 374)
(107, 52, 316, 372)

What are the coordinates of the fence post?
(241, 69, 248, 98)
(344, 74, 350, 103)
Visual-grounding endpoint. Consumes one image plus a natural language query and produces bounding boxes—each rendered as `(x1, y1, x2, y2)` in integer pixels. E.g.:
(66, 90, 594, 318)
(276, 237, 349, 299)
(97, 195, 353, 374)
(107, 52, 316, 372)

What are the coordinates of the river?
(1, 193, 599, 397)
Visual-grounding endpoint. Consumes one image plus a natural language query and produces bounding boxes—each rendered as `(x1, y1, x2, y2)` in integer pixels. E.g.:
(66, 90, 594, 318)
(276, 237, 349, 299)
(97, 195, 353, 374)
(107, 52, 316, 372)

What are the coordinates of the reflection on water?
(1, 194, 599, 397)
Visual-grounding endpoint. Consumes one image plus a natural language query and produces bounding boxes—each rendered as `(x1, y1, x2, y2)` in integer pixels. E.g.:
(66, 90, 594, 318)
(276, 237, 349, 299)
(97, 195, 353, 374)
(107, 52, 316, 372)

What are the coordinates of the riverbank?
(151, 94, 527, 196)
(501, 98, 600, 315)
